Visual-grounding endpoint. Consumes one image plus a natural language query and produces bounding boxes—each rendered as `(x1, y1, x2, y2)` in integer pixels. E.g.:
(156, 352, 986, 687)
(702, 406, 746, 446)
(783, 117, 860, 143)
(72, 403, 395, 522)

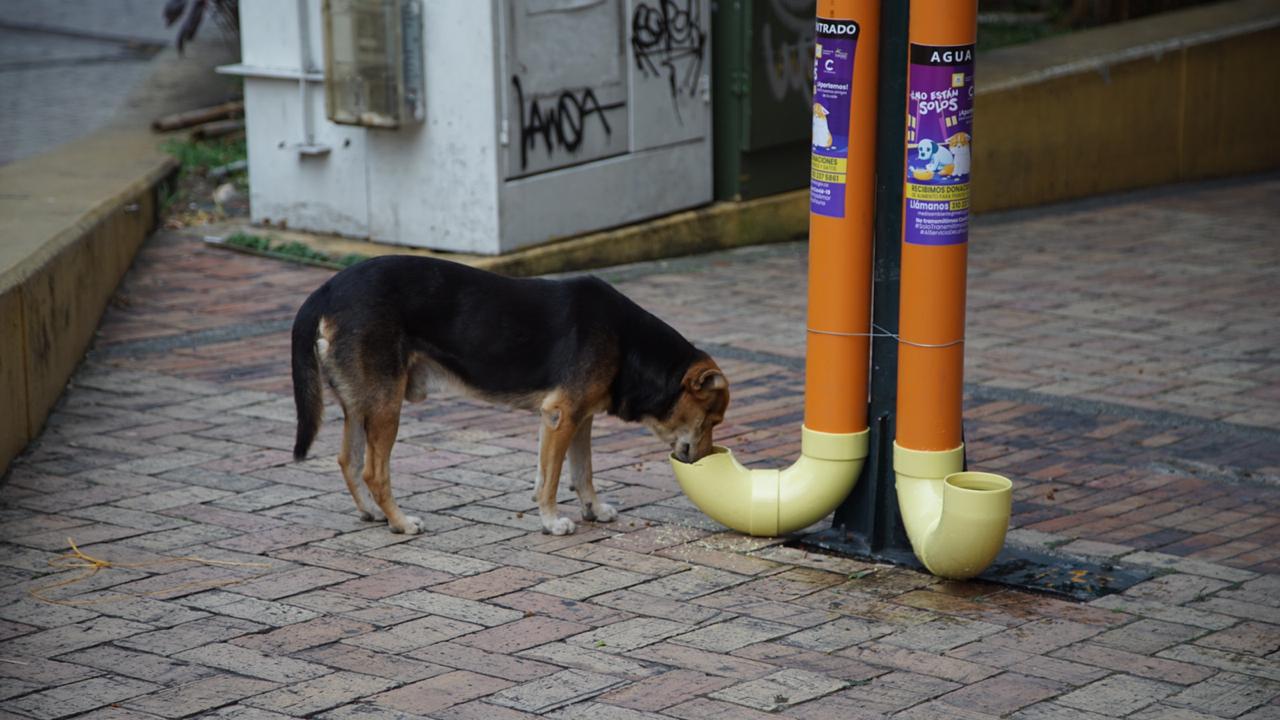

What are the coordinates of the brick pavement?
(2, 175, 1279, 717)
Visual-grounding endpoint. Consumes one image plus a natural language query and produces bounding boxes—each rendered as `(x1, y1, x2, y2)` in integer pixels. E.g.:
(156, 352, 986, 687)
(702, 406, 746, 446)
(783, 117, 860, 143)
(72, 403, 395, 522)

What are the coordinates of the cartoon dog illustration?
(916, 138, 955, 175)
(812, 103, 833, 149)
(945, 132, 971, 176)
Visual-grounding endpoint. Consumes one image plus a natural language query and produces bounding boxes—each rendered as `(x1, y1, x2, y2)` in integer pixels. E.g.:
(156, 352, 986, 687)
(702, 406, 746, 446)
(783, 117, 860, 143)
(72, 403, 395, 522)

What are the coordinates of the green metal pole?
(831, 0, 910, 554)
(712, 0, 750, 201)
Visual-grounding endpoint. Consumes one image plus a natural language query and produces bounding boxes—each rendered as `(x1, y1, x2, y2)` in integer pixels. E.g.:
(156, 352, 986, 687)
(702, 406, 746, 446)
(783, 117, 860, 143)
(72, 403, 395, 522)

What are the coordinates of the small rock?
(212, 182, 239, 207)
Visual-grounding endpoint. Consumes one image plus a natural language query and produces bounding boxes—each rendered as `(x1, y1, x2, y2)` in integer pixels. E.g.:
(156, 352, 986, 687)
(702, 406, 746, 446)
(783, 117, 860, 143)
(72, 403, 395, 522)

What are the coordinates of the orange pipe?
(896, 0, 978, 450)
(804, 0, 879, 435)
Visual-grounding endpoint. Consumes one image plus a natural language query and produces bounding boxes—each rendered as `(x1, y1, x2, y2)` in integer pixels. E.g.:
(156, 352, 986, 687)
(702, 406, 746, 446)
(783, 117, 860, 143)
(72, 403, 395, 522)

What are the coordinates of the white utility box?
(221, 0, 713, 255)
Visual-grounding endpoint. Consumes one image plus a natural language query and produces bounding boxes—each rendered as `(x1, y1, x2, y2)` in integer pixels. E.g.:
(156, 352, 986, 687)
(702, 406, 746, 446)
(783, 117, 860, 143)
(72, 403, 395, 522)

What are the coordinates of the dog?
(812, 103, 834, 148)
(916, 138, 955, 176)
(291, 256, 729, 536)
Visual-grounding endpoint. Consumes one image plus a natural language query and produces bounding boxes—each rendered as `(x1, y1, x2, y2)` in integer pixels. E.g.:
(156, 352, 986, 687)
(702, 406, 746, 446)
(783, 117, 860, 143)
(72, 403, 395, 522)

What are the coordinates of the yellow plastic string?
(28, 537, 273, 607)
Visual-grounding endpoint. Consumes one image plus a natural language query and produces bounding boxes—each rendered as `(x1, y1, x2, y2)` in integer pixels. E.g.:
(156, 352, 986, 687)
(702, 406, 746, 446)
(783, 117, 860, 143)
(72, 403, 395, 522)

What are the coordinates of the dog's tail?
(291, 293, 324, 461)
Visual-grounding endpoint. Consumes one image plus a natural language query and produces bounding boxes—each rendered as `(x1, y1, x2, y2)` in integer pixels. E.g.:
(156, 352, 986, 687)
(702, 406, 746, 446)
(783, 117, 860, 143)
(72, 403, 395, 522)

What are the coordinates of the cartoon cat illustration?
(812, 103, 834, 148)
(946, 131, 971, 176)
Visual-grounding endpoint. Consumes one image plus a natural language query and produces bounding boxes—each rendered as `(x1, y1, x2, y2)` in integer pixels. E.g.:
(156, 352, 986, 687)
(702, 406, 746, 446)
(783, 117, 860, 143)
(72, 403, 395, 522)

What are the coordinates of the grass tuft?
(224, 232, 368, 269)
(163, 137, 247, 177)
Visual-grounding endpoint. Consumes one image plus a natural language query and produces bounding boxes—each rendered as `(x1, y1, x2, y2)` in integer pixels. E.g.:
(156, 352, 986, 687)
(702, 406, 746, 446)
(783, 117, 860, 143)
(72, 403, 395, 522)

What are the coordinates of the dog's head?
(813, 103, 830, 120)
(916, 139, 938, 161)
(946, 132, 970, 148)
(647, 355, 729, 464)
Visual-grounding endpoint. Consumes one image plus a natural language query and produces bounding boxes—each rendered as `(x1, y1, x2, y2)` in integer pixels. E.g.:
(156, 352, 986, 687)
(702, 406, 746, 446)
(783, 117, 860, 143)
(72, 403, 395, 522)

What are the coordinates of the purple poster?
(904, 43, 974, 245)
(810, 18, 859, 218)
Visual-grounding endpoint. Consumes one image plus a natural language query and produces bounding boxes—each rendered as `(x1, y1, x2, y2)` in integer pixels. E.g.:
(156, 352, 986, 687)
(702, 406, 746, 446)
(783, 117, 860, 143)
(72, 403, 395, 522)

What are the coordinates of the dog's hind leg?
(338, 411, 383, 522)
(362, 397, 424, 535)
(536, 398, 577, 536)
(405, 354, 429, 404)
(568, 415, 616, 523)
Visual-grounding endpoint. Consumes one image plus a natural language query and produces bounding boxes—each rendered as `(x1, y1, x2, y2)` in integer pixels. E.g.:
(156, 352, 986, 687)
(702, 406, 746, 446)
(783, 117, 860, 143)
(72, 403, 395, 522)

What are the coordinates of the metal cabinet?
(714, 0, 814, 200)
(225, 0, 713, 255)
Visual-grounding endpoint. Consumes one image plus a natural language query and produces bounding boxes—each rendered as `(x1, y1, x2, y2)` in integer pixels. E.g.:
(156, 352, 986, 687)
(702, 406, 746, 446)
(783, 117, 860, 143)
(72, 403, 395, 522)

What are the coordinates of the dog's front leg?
(536, 402, 577, 535)
(569, 415, 616, 524)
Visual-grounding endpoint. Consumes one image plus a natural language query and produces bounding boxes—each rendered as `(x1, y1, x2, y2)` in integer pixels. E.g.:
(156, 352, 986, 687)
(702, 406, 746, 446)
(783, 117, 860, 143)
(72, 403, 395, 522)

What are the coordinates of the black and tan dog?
(291, 256, 729, 536)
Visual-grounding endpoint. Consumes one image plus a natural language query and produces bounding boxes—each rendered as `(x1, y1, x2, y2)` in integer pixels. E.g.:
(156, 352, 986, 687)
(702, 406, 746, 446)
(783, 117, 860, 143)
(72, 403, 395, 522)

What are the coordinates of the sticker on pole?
(904, 43, 974, 245)
(809, 18, 859, 218)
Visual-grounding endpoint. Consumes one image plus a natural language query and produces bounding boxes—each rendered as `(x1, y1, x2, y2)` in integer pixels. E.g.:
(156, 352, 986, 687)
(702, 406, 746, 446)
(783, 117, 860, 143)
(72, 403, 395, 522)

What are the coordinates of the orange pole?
(804, 0, 879, 435)
(896, 0, 978, 451)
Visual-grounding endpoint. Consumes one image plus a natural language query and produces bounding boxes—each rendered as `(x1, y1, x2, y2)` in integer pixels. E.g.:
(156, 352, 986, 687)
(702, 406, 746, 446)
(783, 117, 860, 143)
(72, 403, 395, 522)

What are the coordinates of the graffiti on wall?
(761, 0, 814, 106)
(512, 76, 626, 171)
(631, 0, 706, 121)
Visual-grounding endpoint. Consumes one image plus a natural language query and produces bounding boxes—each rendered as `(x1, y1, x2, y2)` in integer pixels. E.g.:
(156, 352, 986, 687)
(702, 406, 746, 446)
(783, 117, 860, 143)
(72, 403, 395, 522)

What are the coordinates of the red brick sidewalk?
(1, 175, 1278, 718)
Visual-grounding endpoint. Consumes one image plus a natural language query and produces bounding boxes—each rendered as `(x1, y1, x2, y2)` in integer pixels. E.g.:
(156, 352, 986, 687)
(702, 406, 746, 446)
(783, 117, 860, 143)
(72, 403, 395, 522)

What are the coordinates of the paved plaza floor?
(1, 175, 1278, 718)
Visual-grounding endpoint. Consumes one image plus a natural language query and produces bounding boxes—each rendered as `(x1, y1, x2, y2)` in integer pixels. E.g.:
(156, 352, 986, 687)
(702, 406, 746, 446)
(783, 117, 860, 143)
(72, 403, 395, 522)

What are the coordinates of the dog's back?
(291, 256, 700, 458)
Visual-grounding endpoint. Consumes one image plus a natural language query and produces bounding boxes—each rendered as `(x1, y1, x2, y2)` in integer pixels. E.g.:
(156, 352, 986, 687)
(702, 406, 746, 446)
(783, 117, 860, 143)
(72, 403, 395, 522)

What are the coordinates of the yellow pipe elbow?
(894, 442, 1012, 579)
(669, 426, 868, 537)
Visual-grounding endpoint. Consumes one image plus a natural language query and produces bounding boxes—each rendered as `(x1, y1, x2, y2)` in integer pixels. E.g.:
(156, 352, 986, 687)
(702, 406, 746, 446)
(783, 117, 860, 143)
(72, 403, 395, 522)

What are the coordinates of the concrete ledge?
(974, 0, 1280, 211)
(0, 40, 238, 477)
(479, 189, 808, 276)
(608, 0, 1280, 248)
(208, 188, 809, 277)
(0, 131, 175, 476)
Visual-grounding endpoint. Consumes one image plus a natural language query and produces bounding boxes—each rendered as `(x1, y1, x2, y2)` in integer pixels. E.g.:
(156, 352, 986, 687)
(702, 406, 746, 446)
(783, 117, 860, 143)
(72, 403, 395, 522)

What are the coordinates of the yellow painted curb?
(0, 39, 236, 476)
(208, 188, 809, 278)
(0, 130, 176, 476)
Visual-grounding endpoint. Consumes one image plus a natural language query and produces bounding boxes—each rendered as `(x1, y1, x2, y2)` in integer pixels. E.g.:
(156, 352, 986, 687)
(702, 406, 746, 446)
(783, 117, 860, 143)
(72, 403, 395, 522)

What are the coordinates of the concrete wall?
(973, 0, 1280, 211)
(0, 38, 234, 478)
(0, 129, 173, 476)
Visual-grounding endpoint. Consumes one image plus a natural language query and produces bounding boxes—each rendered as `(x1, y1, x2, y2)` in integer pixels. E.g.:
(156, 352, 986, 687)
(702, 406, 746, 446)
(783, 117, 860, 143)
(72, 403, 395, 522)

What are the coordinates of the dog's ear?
(690, 367, 727, 394)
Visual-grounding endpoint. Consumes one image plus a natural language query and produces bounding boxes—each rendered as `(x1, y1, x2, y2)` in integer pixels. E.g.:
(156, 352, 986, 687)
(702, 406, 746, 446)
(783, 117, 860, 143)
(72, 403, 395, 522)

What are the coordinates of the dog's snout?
(676, 441, 692, 463)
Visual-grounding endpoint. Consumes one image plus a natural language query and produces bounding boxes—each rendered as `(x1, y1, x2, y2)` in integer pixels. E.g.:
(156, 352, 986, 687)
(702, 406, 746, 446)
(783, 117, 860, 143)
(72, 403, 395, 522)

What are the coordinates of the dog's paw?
(591, 502, 618, 523)
(359, 508, 385, 522)
(541, 515, 576, 536)
(391, 515, 424, 535)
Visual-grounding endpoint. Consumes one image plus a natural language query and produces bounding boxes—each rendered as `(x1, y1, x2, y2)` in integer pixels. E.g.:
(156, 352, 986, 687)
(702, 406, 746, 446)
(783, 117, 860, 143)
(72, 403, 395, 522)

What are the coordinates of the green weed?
(162, 137, 247, 176)
(335, 253, 369, 268)
(225, 231, 269, 251)
(223, 232, 368, 269)
(158, 180, 180, 214)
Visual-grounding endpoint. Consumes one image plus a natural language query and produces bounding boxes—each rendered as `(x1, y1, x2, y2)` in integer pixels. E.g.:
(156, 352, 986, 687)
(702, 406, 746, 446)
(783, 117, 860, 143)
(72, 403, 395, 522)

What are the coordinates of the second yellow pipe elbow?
(670, 426, 868, 537)
(894, 442, 1012, 580)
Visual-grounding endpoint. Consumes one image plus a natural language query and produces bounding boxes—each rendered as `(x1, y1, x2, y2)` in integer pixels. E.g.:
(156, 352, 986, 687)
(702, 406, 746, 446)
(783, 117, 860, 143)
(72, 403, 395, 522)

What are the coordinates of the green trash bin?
(713, 0, 816, 200)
